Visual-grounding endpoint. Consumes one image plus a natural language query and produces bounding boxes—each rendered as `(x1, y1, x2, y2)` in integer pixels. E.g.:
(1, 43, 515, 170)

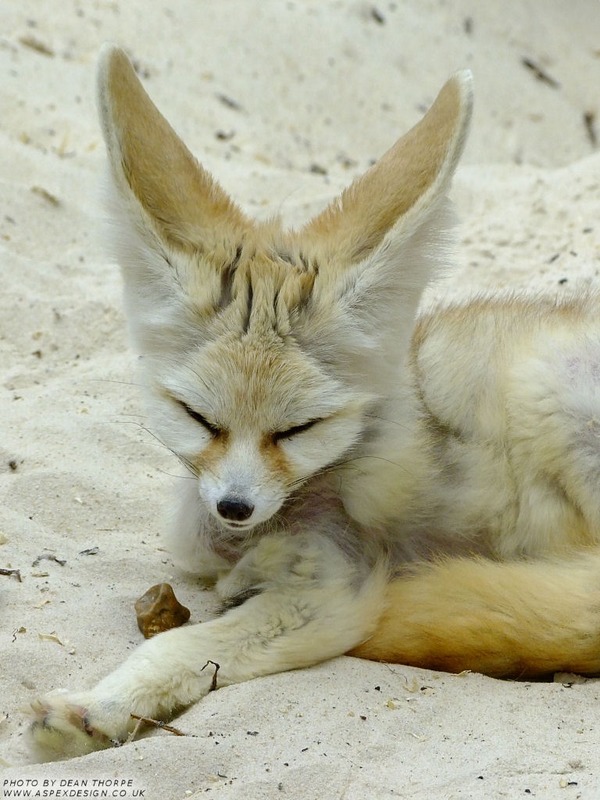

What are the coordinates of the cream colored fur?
(29, 45, 600, 760)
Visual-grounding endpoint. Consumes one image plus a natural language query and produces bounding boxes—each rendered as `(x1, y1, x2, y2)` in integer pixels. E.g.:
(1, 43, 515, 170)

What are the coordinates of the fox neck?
(336, 373, 437, 530)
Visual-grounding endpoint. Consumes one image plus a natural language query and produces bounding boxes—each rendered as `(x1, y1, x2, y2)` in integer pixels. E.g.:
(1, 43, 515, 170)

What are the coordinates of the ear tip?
(453, 68, 474, 87)
(98, 42, 126, 69)
(448, 69, 473, 106)
(96, 44, 142, 133)
(449, 69, 474, 112)
(97, 43, 133, 90)
(434, 70, 473, 142)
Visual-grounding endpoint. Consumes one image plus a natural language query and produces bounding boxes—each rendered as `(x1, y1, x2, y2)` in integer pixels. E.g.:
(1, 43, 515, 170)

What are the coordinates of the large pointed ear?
(96, 45, 251, 352)
(292, 72, 473, 385)
(301, 71, 472, 263)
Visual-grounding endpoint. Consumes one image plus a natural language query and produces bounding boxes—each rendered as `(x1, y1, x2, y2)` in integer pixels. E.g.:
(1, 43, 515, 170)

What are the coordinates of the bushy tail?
(350, 550, 600, 677)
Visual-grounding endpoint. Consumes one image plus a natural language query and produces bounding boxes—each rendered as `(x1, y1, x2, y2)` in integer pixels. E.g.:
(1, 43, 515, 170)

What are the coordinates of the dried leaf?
(30, 186, 60, 207)
(79, 547, 99, 556)
(32, 553, 66, 567)
(38, 631, 63, 646)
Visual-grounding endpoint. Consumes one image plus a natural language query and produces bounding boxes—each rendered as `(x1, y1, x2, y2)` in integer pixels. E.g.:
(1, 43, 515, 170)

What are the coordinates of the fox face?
(97, 49, 472, 534)
(147, 286, 371, 530)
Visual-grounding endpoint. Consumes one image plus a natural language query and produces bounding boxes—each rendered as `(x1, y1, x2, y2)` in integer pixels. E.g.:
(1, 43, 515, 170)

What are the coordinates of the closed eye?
(179, 401, 223, 437)
(272, 418, 324, 442)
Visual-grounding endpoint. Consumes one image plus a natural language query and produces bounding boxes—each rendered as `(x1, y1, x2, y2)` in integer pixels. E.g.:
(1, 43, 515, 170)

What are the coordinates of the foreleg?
(30, 533, 386, 760)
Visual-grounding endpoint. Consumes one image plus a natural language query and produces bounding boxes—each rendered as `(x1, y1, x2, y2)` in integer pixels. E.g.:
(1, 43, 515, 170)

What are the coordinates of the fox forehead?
(181, 234, 320, 335)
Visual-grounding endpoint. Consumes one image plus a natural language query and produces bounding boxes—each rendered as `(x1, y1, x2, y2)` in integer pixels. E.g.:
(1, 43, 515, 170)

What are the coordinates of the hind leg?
(505, 340, 600, 556)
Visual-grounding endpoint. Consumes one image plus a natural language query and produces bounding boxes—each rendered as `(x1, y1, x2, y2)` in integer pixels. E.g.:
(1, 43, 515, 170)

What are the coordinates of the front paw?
(29, 690, 128, 760)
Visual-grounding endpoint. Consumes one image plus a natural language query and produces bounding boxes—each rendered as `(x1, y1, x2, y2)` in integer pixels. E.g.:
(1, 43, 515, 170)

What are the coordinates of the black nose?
(216, 497, 255, 522)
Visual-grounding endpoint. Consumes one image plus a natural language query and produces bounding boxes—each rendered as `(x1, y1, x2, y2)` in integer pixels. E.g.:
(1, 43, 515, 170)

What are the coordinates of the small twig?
(126, 716, 144, 743)
(583, 111, 597, 147)
(201, 660, 221, 692)
(216, 93, 243, 112)
(18, 35, 55, 57)
(521, 57, 560, 89)
(129, 713, 187, 737)
(0, 568, 22, 582)
(30, 186, 61, 207)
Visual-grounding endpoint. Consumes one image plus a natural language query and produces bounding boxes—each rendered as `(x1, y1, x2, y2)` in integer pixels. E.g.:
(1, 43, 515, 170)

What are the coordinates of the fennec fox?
(30, 46, 600, 759)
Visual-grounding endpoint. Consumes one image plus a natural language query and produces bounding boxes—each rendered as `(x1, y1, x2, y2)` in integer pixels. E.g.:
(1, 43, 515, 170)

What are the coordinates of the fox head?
(97, 46, 472, 532)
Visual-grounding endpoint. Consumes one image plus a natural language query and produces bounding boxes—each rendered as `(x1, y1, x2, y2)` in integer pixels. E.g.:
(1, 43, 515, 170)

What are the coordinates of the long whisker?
(111, 419, 200, 477)
(363, 412, 413, 434)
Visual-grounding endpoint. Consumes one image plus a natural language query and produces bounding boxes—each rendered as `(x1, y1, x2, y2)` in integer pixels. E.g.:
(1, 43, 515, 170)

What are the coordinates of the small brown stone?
(135, 583, 191, 639)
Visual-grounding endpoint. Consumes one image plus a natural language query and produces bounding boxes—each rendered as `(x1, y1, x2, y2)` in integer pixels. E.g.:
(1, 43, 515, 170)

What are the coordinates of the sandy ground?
(1, 1, 600, 798)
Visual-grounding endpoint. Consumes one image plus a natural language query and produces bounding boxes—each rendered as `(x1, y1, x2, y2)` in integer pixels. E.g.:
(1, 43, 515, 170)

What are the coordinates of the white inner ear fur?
(100, 175, 201, 356)
(292, 197, 456, 397)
